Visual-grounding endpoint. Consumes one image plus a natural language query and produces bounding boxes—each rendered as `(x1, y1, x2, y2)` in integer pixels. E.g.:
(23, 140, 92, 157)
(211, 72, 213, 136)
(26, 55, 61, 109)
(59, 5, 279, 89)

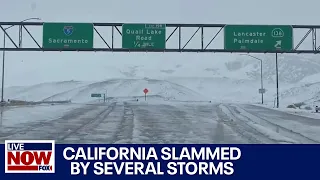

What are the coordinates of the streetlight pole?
(240, 54, 264, 104)
(1, 33, 5, 103)
(275, 53, 279, 108)
(1, 17, 41, 103)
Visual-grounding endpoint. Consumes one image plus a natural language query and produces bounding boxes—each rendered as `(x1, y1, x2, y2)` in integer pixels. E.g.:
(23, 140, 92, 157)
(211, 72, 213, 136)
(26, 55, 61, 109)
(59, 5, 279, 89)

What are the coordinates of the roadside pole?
(276, 53, 279, 108)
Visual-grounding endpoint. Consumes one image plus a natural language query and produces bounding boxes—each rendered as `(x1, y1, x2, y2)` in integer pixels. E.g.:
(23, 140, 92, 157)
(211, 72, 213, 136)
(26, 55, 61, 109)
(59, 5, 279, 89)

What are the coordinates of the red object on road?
(143, 88, 149, 94)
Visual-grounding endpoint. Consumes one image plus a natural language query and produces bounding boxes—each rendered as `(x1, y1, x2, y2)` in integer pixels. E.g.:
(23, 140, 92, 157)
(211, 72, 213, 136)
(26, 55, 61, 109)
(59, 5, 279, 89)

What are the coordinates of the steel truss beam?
(1, 22, 320, 53)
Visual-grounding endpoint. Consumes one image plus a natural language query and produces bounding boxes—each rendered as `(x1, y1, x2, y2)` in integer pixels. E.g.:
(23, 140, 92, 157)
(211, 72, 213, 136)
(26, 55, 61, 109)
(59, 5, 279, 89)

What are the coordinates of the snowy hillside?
(234, 54, 320, 84)
(5, 76, 298, 105)
(300, 73, 320, 84)
(2, 0, 320, 111)
(279, 82, 320, 107)
(5, 52, 320, 87)
(5, 78, 209, 103)
(118, 54, 320, 84)
(4, 53, 320, 107)
(167, 77, 293, 104)
(6, 81, 91, 101)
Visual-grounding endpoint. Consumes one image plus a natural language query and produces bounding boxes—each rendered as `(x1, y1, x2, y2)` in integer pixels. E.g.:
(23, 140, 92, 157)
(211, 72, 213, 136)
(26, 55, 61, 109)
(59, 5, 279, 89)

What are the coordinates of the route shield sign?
(122, 24, 166, 49)
(43, 23, 93, 48)
(224, 25, 293, 51)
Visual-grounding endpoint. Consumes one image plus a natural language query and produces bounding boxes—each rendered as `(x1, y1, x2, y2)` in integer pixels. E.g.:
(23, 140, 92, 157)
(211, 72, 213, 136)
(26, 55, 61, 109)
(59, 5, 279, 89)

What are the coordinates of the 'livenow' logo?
(5, 140, 55, 173)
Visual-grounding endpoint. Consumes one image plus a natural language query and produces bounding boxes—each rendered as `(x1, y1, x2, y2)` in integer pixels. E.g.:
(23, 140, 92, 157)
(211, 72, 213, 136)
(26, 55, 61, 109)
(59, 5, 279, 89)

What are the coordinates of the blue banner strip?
(1, 144, 319, 179)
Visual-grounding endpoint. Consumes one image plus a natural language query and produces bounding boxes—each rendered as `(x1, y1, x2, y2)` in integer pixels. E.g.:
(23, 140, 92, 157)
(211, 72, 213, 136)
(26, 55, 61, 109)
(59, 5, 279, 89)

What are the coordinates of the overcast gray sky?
(0, 0, 319, 86)
(2, 0, 319, 24)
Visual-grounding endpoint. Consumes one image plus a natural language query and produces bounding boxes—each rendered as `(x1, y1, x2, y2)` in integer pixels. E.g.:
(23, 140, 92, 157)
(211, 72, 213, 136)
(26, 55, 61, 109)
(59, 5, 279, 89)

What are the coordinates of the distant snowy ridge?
(5, 78, 208, 103)
(279, 82, 320, 107)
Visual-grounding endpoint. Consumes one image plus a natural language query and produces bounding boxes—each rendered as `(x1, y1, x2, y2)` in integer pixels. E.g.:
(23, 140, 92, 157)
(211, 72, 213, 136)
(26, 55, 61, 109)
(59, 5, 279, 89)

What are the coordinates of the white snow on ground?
(0, 104, 82, 126)
(0, 101, 249, 144)
(278, 82, 320, 107)
(127, 102, 247, 144)
(233, 104, 320, 143)
(2, 84, 320, 143)
(2, 0, 320, 143)
(167, 77, 295, 104)
(219, 104, 298, 143)
(2, 68, 320, 144)
(5, 81, 92, 101)
(300, 72, 320, 84)
(4, 77, 297, 105)
(254, 103, 320, 120)
(4, 78, 208, 103)
(276, 108, 320, 119)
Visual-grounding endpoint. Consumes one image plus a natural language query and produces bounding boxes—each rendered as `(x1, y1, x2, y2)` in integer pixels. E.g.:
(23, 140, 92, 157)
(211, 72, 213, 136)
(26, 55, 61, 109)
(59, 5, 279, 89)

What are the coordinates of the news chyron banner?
(1, 140, 320, 179)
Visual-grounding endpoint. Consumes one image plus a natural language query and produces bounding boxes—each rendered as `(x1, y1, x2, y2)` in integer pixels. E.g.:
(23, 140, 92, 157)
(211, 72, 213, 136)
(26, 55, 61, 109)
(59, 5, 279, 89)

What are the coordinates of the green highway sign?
(224, 25, 293, 51)
(122, 23, 166, 49)
(43, 23, 94, 48)
(91, 93, 102, 98)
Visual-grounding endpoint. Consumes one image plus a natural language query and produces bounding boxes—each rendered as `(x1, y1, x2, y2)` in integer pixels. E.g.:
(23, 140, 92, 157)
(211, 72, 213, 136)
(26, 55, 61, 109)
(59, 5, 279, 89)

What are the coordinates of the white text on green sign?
(224, 25, 293, 51)
(122, 24, 166, 49)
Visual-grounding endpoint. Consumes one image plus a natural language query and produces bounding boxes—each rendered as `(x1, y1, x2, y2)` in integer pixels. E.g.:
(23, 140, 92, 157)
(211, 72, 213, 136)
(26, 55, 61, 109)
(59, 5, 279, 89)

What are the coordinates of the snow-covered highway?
(0, 101, 319, 144)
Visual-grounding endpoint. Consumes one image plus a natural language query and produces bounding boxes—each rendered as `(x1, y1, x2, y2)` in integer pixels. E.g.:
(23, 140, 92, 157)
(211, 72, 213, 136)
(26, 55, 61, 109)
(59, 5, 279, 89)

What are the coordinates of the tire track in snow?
(128, 103, 247, 144)
(0, 103, 115, 143)
(215, 104, 277, 144)
(222, 104, 296, 144)
(179, 103, 248, 144)
(56, 102, 117, 143)
(0, 104, 100, 141)
(110, 102, 135, 144)
(63, 102, 129, 144)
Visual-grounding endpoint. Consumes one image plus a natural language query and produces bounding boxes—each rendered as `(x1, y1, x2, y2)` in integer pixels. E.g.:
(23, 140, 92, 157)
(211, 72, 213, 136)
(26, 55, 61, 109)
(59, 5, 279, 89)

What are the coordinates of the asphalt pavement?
(0, 101, 318, 144)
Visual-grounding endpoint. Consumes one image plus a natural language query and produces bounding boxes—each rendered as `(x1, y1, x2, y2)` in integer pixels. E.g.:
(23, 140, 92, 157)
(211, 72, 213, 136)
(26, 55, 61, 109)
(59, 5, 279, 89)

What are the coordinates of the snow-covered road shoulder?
(253, 103, 320, 120)
(234, 104, 320, 143)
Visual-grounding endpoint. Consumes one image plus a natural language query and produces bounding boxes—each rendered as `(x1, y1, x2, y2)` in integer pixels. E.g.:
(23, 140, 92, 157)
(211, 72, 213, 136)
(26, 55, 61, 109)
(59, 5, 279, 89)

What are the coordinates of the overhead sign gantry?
(1, 21, 320, 109)
(1, 22, 320, 53)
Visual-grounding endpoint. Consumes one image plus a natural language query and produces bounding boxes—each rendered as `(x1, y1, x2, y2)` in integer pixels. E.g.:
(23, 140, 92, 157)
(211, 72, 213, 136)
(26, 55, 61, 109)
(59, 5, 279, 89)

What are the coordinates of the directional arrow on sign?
(274, 40, 282, 49)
